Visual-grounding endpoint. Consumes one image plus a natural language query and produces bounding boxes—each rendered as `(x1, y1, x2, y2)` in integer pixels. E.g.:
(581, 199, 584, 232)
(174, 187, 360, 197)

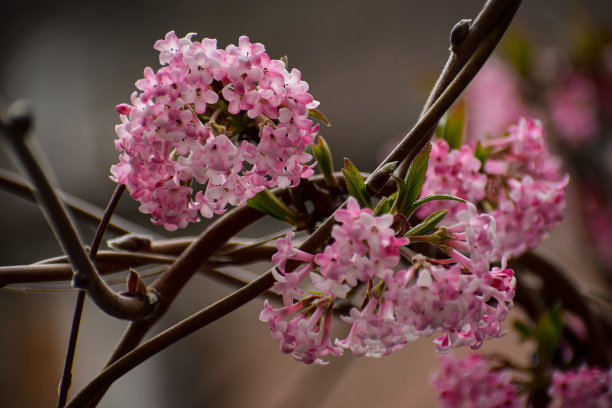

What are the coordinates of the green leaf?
(502, 32, 531, 77)
(308, 108, 331, 127)
(474, 140, 491, 168)
(311, 135, 337, 188)
(436, 102, 465, 149)
(513, 319, 534, 342)
(405, 144, 431, 205)
(373, 197, 392, 216)
(406, 194, 466, 218)
(535, 303, 564, 365)
(407, 210, 448, 236)
(391, 144, 431, 216)
(247, 190, 302, 225)
(280, 55, 288, 68)
(342, 158, 372, 208)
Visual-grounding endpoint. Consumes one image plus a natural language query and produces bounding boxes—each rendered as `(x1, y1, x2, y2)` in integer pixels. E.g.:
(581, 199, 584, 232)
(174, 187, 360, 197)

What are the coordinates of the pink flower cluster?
(431, 354, 522, 408)
(420, 117, 568, 259)
(547, 74, 600, 145)
(548, 365, 612, 407)
(464, 57, 526, 142)
(111, 32, 319, 230)
(260, 198, 516, 364)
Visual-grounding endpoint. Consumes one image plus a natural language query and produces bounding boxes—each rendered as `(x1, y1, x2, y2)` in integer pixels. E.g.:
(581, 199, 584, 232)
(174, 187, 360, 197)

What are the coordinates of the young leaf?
(535, 303, 564, 365)
(247, 189, 302, 225)
(342, 158, 372, 208)
(436, 102, 465, 149)
(406, 209, 448, 236)
(311, 135, 338, 188)
(373, 196, 391, 216)
(406, 194, 466, 218)
(405, 144, 431, 206)
(503, 32, 532, 77)
(474, 140, 491, 168)
(308, 108, 331, 127)
(392, 144, 431, 216)
(513, 319, 534, 343)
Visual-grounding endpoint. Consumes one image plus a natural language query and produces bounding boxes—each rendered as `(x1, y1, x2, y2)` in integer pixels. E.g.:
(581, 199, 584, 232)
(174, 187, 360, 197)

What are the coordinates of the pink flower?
(548, 365, 612, 407)
(431, 353, 523, 408)
(112, 32, 319, 230)
(262, 197, 515, 363)
(464, 57, 526, 142)
(420, 117, 568, 260)
(548, 73, 600, 145)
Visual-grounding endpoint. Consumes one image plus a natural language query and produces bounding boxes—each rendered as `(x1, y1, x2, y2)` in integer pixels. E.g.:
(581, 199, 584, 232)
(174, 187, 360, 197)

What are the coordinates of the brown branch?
(0, 246, 277, 286)
(0, 101, 156, 321)
(397, 0, 521, 177)
(0, 168, 152, 237)
(58, 184, 126, 407)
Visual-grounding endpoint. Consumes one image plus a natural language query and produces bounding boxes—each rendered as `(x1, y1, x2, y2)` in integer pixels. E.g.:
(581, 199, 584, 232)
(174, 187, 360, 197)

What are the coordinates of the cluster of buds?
(111, 32, 319, 230)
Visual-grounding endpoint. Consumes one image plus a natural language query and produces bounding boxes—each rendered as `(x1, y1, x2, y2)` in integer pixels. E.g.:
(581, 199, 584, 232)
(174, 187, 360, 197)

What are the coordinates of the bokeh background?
(1, 0, 611, 407)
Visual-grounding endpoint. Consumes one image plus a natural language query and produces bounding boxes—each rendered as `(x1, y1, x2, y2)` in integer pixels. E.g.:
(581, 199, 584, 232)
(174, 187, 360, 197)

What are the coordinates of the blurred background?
(1, 0, 611, 406)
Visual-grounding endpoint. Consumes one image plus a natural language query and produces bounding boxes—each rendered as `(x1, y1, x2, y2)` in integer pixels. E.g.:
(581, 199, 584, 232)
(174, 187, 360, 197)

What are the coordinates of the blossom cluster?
(111, 32, 319, 230)
(431, 354, 522, 408)
(260, 197, 515, 364)
(420, 117, 568, 260)
(432, 354, 612, 408)
(548, 365, 612, 407)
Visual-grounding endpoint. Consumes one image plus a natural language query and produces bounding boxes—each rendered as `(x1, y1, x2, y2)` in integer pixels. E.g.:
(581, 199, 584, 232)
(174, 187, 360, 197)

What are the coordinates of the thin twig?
(57, 184, 126, 407)
(397, 0, 519, 177)
(68, 1, 522, 405)
(66, 270, 276, 408)
(0, 246, 277, 285)
(0, 168, 151, 237)
(0, 104, 155, 320)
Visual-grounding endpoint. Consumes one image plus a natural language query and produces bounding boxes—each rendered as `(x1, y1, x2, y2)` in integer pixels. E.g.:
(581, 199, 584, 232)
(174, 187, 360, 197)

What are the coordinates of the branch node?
(71, 272, 89, 290)
(450, 19, 472, 50)
(6, 99, 34, 140)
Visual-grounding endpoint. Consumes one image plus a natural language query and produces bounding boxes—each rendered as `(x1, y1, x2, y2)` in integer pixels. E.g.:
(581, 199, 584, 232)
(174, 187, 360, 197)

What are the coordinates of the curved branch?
(0, 103, 156, 321)
(58, 184, 126, 407)
(0, 168, 152, 237)
(66, 270, 275, 407)
(0, 245, 277, 286)
(387, 0, 522, 177)
(397, 0, 522, 177)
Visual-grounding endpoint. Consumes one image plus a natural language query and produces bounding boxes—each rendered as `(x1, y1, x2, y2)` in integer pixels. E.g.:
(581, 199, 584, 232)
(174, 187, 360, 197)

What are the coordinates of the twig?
(0, 246, 277, 286)
(68, 1, 523, 405)
(57, 184, 125, 407)
(397, 0, 521, 177)
(0, 101, 155, 321)
(66, 270, 276, 407)
(0, 168, 150, 237)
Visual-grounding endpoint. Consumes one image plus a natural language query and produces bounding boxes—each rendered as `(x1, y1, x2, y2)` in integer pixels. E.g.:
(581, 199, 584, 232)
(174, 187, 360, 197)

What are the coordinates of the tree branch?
(57, 184, 127, 407)
(0, 168, 152, 237)
(0, 103, 157, 321)
(397, 0, 521, 177)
